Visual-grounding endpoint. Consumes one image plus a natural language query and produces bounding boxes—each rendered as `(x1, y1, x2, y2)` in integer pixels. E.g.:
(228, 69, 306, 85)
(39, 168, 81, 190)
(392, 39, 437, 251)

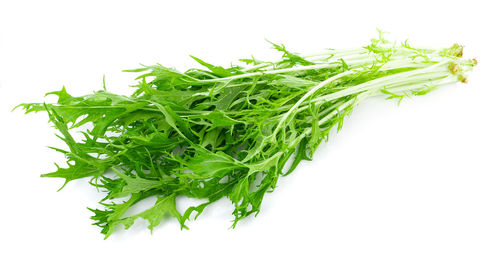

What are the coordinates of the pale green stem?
(271, 70, 356, 139)
(290, 58, 449, 115)
(309, 61, 452, 105)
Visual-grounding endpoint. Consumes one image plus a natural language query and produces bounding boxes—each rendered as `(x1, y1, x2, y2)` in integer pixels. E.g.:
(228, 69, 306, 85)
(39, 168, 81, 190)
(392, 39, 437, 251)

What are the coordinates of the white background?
(0, 0, 499, 255)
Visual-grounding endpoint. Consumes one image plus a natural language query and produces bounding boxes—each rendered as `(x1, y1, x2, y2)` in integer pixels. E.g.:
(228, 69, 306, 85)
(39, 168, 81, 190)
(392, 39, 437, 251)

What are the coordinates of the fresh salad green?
(17, 33, 476, 238)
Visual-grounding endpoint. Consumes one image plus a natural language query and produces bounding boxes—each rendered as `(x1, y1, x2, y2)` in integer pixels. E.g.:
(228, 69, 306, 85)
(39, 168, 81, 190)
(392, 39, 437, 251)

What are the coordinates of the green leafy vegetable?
(17, 33, 476, 238)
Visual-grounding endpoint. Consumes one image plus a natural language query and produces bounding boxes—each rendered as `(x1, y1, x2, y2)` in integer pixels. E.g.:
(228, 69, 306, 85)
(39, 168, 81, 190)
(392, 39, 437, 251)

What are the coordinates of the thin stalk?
(310, 61, 452, 104)
(290, 58, 448, 115)
(271, 70, 356, 138)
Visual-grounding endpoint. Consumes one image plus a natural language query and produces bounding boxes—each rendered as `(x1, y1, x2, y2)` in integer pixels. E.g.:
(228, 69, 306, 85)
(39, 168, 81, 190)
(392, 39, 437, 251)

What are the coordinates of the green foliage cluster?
(18, 34, 475, 238)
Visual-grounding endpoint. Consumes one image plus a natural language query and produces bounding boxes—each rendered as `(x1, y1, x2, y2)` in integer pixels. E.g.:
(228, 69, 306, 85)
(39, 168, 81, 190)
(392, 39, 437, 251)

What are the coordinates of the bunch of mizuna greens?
(18, 33, 476, 238)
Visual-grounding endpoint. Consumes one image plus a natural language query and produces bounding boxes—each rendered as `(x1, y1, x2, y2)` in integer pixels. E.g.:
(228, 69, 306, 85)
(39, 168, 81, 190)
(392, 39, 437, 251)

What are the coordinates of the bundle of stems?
(17, 33, 476, 238)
